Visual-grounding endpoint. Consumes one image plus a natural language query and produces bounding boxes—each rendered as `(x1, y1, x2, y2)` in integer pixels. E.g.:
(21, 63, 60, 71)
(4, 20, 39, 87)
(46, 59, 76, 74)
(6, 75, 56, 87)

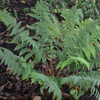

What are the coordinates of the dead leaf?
(0, 96, 7, 100)
(30, 18, 34, 20)
(20, 0, 25, 3)
(15, 81, 22, 93)
(0, 31, 6, 35)
(98, 69, 100, 71)
(33, 96, 41, 100)
(16, 77, 21, 81)
(6, 96, 16, 100)
(26, 24, 29, 27)
(62, 93, 71, 99)
(25, 17, 28, 19)
(0, 85, 4, 93)
(14, 94, 24, 100)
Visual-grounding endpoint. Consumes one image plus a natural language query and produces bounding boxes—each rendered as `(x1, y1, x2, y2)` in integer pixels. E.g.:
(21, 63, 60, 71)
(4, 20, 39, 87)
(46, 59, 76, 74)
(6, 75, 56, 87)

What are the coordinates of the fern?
(31, 72, 62, 100)
(60, 71, 100, 99)
(0, 47, 22, 76)
(0, 1, 62, 99)
(0, 9, 16, 30)
(1, 0, 100, 100)
(28, 1, 100, 71)
(27, 1, 100, 99)
(56, 56, 90, 70)
(0, 8, 41, 62)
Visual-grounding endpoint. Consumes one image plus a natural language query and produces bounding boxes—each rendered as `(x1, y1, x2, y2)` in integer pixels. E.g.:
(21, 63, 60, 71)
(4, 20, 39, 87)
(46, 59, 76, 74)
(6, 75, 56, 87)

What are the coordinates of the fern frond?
(0, 47, 35, 79)
(31, 72, 62, 100)
(60, 71, 100, 99)
(0, 9, 16, 30)
(57, 56, 90, 70)
(0, 47, 23, 76)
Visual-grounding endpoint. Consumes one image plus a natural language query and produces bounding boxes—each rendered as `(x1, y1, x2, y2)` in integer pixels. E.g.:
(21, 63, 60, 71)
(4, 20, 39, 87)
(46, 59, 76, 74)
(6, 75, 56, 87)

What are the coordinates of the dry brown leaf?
(0, 31, 6, 35)
(25, 17, 28, 19)
(62, 92, 71, 99)
(0, 85, 4, 93)
(26, 24, 29, 27)
(6, 96, 16, 100)
(33, 96, 41, 100)
(16, 77, 21, 81)
(0, 96, 7, 100)
(14, 94, 24, 100)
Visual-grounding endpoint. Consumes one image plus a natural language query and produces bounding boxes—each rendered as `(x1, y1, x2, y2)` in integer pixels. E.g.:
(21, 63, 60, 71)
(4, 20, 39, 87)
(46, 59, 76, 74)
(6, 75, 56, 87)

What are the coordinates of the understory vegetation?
(1, 0, 100, 100)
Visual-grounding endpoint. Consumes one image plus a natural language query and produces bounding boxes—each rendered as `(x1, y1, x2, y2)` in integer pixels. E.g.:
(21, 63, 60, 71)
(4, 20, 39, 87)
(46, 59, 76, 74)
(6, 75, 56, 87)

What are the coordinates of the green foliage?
(0, 0, 10, 9)
(0, 47, 23, 77)
(31, 72, 62, 100)
(56, 56, 90, 70)
(60, 71, 100, 99)
(76, 0, 100, 19)
(22, 7, 30, 13)
(0, 9, 16, 29)
(44, 0, 65, 14)
(14, 9, 19, 19)
(1, 0, 100, 100)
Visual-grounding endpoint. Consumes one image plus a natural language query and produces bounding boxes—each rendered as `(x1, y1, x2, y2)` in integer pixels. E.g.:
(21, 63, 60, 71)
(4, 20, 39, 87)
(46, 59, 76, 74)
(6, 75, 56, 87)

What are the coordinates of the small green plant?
(22, 7, 30, 13)
(14, 9, 19, 19)
(1, 0, 100, 100)
(70, 89, 84, 100)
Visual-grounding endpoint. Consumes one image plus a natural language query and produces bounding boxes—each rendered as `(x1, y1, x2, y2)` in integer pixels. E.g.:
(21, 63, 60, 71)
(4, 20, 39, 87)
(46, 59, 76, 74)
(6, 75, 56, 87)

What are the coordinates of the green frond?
(60, 71, 100, 99)
(59, 56, 90, 70)
(0, 9, 16, 29)
(31, 72, 62, 100)
(0, 47, 23, 76)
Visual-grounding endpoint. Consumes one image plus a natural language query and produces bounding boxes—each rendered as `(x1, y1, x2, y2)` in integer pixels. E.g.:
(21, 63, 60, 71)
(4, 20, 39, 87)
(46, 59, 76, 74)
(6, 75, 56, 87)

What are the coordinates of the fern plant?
(1, 0, 100, 100)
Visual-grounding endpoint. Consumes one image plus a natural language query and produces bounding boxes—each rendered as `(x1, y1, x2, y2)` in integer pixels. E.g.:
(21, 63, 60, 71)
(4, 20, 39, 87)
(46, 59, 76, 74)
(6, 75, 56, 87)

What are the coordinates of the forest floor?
(0, 0, 98, 100)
